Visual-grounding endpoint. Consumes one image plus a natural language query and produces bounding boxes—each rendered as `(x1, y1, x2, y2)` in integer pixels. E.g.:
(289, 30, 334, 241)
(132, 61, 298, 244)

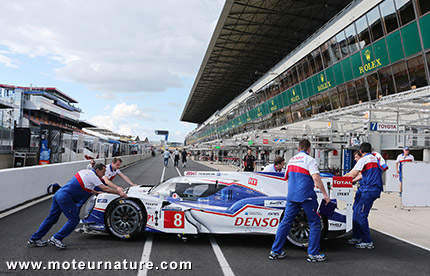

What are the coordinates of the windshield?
(149, 179, 227, 201)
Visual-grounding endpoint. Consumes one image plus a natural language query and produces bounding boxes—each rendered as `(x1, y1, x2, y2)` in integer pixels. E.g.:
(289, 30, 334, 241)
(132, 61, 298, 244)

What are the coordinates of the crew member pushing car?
(344, 142, 383, 249)
(269, 139, 330, 262)
(28, 163, 125, 249)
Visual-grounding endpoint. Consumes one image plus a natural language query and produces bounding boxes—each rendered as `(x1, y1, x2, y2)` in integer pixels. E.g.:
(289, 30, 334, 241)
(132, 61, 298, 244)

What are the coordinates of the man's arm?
(352, 172, 362, 183)
(344, 169, 360, 179)
(395, 161, 399, 173)
(96, 183, 127, 197)
(102, 175, 125, 193)
(119, 172, 137, 186)
(312, 173, 330, 204)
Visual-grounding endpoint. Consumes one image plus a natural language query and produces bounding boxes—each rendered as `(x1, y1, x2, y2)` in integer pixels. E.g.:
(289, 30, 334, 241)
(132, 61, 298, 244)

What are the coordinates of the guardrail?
(0, 153, 151, 212)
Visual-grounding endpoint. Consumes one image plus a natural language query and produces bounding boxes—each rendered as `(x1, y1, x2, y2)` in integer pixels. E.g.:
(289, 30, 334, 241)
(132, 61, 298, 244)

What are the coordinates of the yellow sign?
(270, 99, 277, 112)
(290, 88, 300, 103)
(317, 73, 331, 92)
(359, 49, 381, 74)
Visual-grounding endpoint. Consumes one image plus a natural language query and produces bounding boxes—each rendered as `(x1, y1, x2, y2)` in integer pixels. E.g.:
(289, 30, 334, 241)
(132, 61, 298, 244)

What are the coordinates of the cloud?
(111, 102, 153, 120)
(168, 102, 183, 108)
(89, 102, 154, 137)
(0, 0, 224, 94)
(0, 54, 18, 68)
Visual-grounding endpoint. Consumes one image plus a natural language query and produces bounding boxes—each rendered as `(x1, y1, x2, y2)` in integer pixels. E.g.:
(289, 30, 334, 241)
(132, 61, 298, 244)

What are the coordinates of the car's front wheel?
(286, 209, 328, 248)
(105, 199, 146, 239)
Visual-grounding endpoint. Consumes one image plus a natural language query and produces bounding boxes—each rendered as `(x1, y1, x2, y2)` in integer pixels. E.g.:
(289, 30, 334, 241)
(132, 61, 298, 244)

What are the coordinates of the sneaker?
(307, 254, 327, 262)
(48, 236, 67, 249)
(345, 238, 361, 245)
(355, 242, 374, 249)
(28, 239, 47, 247)
(268, 251, 287, 260)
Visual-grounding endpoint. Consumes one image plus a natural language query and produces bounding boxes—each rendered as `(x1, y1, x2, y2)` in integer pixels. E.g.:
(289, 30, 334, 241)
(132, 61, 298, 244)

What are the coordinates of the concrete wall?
(0, 153, 151, 212)
(0, 153, 14, 170)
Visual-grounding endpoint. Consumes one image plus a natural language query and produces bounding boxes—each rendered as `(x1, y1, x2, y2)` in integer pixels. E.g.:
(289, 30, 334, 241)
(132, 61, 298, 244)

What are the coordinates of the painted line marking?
(209, 236, 235, 276)
(137, 234, 153, 276)
(175, 166, 181, 177)
(373, 228, 430, 252)
(161, 166, 166, 183)
(0, 195, 53, 219)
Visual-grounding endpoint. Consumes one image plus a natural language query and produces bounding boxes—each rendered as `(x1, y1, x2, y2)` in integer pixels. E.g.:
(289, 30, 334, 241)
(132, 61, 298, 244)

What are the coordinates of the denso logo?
(248, 178, 258, 186)
(234, 217, 279, 227)
(184, 171, 196, 176)
(332, 177, 353, 188)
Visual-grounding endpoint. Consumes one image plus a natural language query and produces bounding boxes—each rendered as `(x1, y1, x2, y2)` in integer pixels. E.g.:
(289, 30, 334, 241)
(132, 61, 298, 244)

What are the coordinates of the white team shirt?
(396, 153, 415, 164)
(105, 164, 121, 181)
(77, 169, 104, 190)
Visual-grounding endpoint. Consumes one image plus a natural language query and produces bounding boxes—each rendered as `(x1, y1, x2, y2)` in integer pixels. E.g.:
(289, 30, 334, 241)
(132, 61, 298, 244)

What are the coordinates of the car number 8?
(174, 213, 183, 227)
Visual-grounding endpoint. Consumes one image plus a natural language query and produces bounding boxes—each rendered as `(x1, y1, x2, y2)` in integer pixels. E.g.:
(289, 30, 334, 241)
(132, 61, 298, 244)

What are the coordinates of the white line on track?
(209, 236, 235, 276)
(137, 234, 153, 276)
(161, 166, 166, 182)
(175, 166, 181, 176)
(373, 229, 430, 252)
(0, 195, 53, 219)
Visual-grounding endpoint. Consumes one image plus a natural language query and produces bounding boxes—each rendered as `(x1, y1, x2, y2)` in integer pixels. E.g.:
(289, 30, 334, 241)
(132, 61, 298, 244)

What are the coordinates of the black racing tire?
(285, 209, 328, 248)
(105, 199, 147, 239)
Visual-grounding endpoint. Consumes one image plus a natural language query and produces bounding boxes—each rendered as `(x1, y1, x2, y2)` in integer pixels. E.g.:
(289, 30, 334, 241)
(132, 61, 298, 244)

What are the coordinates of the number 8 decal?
(174, 213, 183, 227)
(164, 211, 185, 229)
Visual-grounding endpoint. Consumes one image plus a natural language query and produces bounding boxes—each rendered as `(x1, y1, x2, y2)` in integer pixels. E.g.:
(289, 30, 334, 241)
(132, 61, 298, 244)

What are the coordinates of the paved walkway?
(196, 160, 430, 250)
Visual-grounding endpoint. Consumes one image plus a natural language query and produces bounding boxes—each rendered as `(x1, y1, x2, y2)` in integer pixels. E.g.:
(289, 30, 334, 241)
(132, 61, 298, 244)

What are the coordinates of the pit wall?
(0, 153, 151, 212)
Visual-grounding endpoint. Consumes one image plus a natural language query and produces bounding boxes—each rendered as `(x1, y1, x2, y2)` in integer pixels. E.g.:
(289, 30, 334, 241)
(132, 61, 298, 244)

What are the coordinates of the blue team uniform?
(271, 151, 322, 255)
(352, 153, 383, 243)
(31, 169, 103, 241)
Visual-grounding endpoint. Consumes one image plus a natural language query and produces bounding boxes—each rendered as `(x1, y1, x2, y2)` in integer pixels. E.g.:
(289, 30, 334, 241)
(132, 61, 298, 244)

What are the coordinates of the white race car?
(80, 171, 353, 247)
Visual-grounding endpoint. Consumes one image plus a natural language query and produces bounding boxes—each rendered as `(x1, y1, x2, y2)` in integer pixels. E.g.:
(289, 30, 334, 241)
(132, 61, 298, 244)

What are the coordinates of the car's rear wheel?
(105, 199, 146, 239)
(286, 209, 328, 247)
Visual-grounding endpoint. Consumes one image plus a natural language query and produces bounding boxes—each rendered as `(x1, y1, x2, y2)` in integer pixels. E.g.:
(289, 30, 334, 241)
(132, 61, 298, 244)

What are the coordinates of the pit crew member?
(396, 147, 414, 196)
(344, 142, 383, 249)
(102, 158, 137, 194)
(269, 139, 330, 262)
(28, 163, 125, 249)
(263, 156, 285, 173)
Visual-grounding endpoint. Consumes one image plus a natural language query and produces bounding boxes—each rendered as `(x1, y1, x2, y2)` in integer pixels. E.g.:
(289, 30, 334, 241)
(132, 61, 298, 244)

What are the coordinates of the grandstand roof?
(181, 0, 355, 124)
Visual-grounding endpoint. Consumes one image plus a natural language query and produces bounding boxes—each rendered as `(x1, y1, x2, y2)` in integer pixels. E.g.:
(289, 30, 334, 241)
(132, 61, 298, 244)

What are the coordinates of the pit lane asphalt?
(1, 154, 429, 276)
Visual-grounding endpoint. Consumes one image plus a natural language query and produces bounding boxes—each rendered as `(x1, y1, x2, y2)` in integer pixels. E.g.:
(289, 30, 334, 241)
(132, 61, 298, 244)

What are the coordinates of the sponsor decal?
(248, 178, 258, 186)
(332, 177, 353, 188)
(337, 192, 350, 197)
(145, 202, 159, 206)
(234, 217, 279, 227)
(392, 174, 399, 179)
(267, 212, 280, 216)
(245, 211, 262, 216)
(359, 50, 382, 74)
(263, 139, 269, 144)
(148, 214, 155, 222)
(329, 222, 343, 227)
(184, 171, 196, 176)
(97, 199, 108, 203)
(264, 200, 286, 207)
(172, 193, 179, 199)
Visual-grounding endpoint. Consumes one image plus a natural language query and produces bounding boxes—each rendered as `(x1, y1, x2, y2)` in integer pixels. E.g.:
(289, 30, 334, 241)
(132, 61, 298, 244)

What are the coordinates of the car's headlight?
(82, 195, 97, 219)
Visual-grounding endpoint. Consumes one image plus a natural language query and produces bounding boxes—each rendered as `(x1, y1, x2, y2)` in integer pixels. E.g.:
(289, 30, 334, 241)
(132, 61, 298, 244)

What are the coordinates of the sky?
(0, 0, 225, 143)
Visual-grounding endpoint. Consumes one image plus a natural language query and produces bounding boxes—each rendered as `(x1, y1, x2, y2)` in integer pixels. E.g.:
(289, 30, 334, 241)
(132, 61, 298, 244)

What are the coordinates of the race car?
(79, 171, 353, 247)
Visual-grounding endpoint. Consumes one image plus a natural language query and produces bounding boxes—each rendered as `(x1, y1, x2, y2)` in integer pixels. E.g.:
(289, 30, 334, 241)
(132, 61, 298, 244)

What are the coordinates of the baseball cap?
(404, 146, 409, 150)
